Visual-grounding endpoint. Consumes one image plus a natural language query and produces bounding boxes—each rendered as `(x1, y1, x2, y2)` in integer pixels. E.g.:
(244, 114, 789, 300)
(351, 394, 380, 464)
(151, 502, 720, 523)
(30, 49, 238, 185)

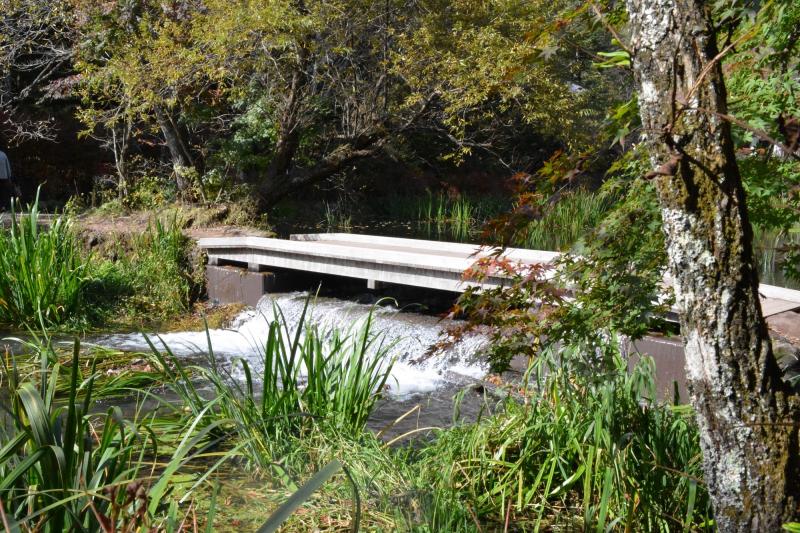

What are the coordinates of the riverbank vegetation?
(1, 305, 709, 531)
(0, 197, 86, 327)
(2, 0, 800, 529)
(0, 198, 202, 331)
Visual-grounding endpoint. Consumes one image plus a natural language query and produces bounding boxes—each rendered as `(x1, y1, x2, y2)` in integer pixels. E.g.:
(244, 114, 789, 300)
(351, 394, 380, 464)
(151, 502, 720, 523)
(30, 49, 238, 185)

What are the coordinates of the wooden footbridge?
(198, 233, 800, 317)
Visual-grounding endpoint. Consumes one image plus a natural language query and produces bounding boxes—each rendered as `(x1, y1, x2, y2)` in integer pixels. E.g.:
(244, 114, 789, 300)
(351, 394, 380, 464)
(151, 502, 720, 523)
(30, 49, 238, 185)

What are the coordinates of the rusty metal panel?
(206, 265, 275, 307)
(628, 336, 688, 402)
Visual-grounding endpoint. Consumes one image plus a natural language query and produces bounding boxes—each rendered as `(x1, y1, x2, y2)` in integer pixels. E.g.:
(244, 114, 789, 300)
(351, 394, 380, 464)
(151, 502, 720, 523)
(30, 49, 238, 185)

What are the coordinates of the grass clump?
(4, 334, 167, 397)
(0, 334, 242, 532)
(0, 194, 88, 328)
(520, 190, 617, 251)
(0, 302, 712, 531)
(86, 216, 202, 326)
(0, 340, 156, 532)
(147, 297, 396, 469)
(416, 192, 508, 241)
(0, 196, 201, 330)
(413, 345, 709, 531)
(140, 301, 708, 532)
(137, 298, 404, 530)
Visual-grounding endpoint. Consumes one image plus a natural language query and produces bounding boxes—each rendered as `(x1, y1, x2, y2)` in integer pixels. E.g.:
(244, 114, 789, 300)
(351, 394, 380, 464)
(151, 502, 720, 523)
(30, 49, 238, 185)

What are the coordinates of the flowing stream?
(93, 292, 494, 436)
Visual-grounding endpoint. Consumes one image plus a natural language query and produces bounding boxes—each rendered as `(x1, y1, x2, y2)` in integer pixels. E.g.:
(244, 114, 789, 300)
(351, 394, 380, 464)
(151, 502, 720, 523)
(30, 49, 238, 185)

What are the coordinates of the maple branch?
(681, 26, 757, 105)
(687, 105, 800, 162)
(589, 2, 632, 55)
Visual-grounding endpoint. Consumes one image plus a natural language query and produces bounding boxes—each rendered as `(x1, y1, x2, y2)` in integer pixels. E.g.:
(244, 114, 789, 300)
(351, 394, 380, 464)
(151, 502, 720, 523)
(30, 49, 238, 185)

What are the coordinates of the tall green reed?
(521, 190, 616, 251)
(323, 202, 352, 232)
(417, 192, 476, 228)
(0, 191, 87, 327)
(0, 339, 156, 532)
(413, 343, 710, 531)
(146, 296, 396, 471)
(0, 333, 236, 532)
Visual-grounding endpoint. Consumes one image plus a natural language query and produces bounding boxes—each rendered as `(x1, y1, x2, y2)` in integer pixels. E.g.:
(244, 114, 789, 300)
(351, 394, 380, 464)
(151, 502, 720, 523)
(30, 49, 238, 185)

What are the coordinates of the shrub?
(86, 216, 201, 324)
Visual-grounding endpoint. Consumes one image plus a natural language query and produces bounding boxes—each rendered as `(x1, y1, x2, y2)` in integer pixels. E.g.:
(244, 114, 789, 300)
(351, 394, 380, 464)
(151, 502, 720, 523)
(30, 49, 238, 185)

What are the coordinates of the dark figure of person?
(0, 149, 15, 210)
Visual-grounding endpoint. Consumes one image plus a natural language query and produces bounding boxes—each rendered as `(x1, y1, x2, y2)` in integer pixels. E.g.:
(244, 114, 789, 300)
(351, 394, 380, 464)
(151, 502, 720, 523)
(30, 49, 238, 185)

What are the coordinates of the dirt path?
(76, 207, 272, 242)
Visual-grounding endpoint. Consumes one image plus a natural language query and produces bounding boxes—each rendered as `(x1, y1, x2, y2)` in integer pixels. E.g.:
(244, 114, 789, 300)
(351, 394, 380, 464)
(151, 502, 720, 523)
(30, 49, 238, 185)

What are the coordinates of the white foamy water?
(96, 292, 488, 397)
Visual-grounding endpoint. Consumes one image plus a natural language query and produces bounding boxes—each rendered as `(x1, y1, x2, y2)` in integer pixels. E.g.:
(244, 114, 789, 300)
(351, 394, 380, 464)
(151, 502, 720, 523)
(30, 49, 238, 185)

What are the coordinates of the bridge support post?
(367, 279, 386, 290)
(207, 265, 276, 307)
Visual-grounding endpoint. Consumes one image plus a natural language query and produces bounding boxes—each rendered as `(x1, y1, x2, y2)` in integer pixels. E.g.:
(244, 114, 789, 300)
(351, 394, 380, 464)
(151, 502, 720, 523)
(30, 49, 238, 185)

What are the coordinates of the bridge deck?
(197, 233, 800, 317)
(198, 233, 554, 293)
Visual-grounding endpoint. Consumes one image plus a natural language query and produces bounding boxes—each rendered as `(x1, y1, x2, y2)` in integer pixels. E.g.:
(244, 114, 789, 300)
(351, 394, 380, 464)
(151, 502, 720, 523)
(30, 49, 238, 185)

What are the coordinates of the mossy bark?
(625, 0, 800, 529)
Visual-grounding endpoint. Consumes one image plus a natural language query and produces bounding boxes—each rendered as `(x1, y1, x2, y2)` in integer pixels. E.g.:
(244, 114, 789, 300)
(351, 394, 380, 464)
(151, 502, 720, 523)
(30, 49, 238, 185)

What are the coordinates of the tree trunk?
(260, 134, 386, 208)
(625, 0, 800, 529)
(111, 119, 131, 199)
(154, 105, 194, 195)
(257, 44, 312, 210)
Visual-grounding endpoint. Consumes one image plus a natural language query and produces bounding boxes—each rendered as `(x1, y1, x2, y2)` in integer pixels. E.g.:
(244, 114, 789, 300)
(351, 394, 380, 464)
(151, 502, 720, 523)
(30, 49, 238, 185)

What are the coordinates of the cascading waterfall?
(98, 292, 489, 397)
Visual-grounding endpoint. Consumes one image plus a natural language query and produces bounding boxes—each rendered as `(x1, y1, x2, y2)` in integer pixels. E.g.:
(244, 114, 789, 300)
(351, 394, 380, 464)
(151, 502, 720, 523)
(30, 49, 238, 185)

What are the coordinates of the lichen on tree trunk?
(625, 0, 800, 529)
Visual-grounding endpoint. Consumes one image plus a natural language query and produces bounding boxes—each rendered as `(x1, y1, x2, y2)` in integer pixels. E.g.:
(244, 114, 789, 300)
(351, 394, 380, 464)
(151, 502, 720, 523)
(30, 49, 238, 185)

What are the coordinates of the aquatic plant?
(0, 334, 238, 532)
(0, 193, 87, 327)
(146, 297, 396, 470)
(412, 344, 710, 531)
(0, 340, 155, 531)
(6, 333, 167, 398)
(417, 192, 477, 229)
(520, 189, 616, 251)
(323, 201, 353, 232)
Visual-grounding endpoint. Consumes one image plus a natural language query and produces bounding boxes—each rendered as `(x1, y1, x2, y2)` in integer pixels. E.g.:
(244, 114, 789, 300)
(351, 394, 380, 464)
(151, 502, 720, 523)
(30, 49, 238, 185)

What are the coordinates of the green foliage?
(724, 1, 800, 144)
(414, 345, 709, 531)
(124, 174, 177, 210)
(0, 340, 156, 531)
(737, 155, 799, 284)
(146, 297, 396, 471)
(87, 217, 200, 323)
(0, 334, 236, 531)
(740, 157, 800, 231)
(0, 194, 88, 327)
(454, 151, 670, 372)
(395, 0, 619, 157)
(536, 149, 671, 344)
(555, 175, 672, 343)
(209, 95, 279, 176)
(605, 94, 640, 148)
